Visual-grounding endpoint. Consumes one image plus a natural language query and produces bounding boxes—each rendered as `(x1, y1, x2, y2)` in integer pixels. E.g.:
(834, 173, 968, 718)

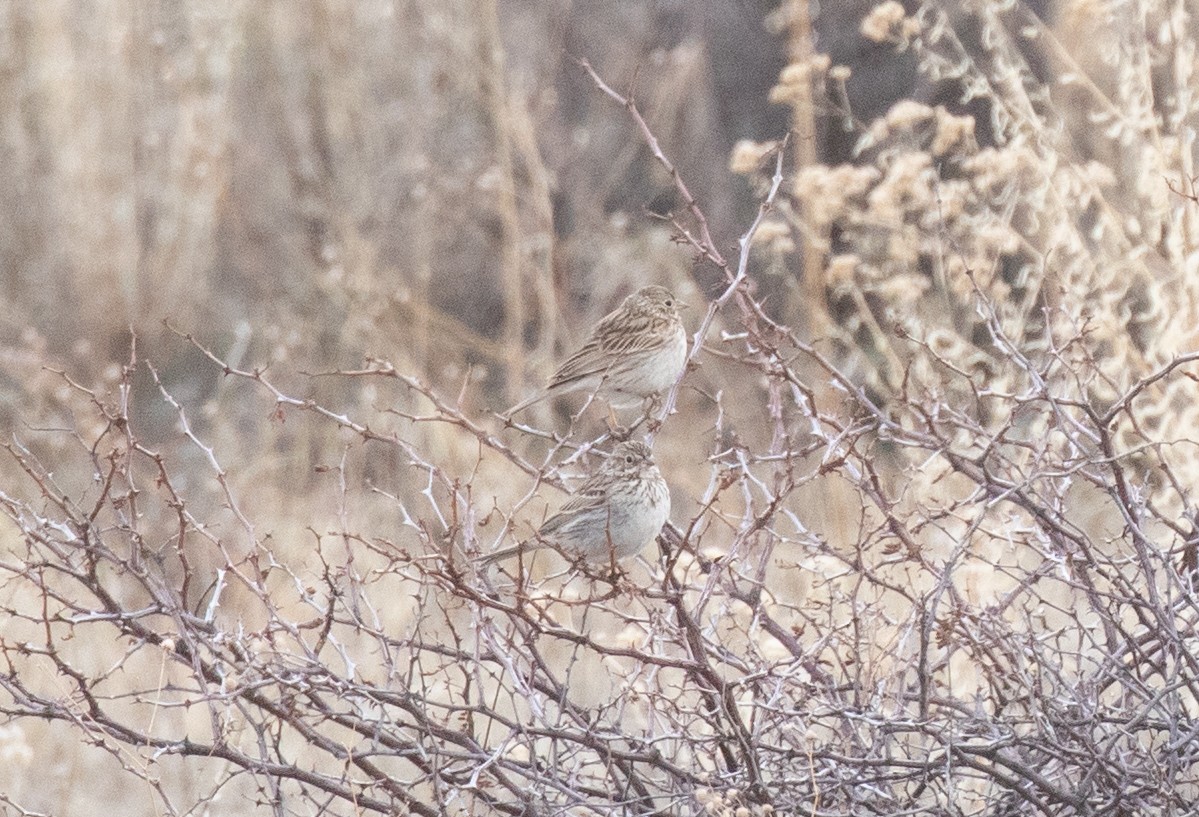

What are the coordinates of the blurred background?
(1, 0, 792, 406)
(0, 0, 955, 426)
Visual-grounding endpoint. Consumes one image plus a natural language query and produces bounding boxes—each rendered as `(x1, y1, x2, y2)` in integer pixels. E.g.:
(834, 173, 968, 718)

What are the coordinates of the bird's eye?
(625, 455, 635, 464)
(664, 299, 673, 307)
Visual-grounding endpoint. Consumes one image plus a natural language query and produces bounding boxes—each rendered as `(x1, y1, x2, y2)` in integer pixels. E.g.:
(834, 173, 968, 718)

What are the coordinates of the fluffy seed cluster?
(750, 0, 1199, 508)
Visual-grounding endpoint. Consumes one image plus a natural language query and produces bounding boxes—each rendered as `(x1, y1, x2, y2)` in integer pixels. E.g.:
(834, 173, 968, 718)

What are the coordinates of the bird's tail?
(502, 390, 546, 419)
(478, 542, 547, 565)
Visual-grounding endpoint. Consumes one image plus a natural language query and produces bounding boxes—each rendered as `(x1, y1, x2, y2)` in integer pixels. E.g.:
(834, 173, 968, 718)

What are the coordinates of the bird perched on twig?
(504, 285, 688, 418)
(480, 441, 670, 566)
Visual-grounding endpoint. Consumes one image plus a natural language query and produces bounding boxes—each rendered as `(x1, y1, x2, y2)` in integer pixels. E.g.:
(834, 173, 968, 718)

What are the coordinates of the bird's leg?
(605, 404, 631, 440)
(647, 391, 664, 417)
(642, 393, 665, 433)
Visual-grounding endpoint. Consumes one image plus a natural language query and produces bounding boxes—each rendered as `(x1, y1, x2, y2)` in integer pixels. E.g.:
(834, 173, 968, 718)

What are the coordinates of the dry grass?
(2, 1, 1199, 815)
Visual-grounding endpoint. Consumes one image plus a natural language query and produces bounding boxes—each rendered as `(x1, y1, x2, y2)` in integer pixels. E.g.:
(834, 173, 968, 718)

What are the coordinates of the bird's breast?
(607, 479, 671, 558)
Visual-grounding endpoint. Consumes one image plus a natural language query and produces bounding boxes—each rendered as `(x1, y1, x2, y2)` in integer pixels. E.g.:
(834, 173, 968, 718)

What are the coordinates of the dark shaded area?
(814, 0, 1055, 163)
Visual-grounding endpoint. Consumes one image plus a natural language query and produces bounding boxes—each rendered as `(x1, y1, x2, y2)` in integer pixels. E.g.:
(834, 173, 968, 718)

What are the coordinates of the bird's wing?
(548, 309, 667, 388)
(502, 389, 548, 418)
(537, 473, 610, 536)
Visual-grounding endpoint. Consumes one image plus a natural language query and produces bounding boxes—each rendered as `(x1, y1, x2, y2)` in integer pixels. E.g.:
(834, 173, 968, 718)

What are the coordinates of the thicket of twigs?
(3, 1, 1199, 815)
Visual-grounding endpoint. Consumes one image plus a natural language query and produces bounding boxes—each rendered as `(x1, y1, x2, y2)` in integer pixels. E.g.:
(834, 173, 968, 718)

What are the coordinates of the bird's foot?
(604, 410, 632, 440)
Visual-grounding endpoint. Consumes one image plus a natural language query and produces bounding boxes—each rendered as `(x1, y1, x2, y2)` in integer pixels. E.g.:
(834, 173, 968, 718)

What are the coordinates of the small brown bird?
(481, 441, 670, 565)
(505, 285, 688, 417)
